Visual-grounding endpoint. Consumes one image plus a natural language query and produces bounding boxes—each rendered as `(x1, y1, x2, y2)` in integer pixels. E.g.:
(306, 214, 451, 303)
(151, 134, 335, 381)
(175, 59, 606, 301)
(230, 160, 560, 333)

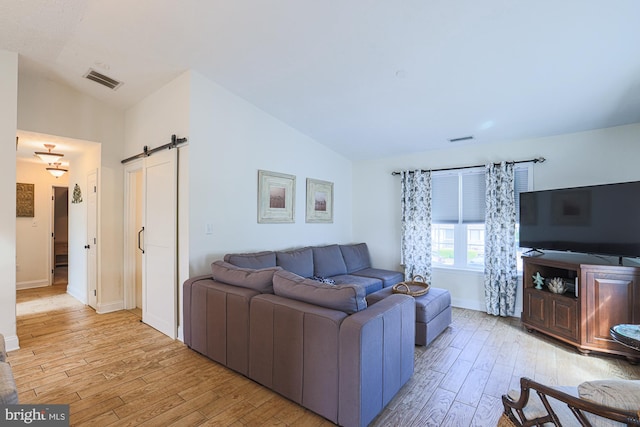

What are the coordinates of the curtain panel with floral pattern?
(400, 170, 432, 283)
(484, 162, 518, 316)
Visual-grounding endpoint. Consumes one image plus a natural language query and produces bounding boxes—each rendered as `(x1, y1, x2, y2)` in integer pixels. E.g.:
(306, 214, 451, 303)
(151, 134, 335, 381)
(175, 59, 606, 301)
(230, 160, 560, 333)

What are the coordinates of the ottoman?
(367, 287, 452, 346)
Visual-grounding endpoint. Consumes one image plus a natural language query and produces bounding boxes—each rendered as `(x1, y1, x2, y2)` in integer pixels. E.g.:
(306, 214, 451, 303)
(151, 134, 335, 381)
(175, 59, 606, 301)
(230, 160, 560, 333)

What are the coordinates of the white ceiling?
(3, 1, 640, 160)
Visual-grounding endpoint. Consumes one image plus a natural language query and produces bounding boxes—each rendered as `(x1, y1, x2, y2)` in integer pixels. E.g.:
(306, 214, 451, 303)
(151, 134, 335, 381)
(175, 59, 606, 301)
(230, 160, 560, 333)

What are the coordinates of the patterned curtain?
(484, 162, 518, 316)
(400, 170, 432, 283)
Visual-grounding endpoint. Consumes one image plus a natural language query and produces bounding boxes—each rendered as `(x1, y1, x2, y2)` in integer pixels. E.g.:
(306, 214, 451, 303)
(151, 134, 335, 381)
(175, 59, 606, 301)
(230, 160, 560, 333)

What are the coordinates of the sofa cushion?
(578, 380, 640, 427)
(276, 247, 314, 278)
(224, 251, 276, 269)
(312, 245, 348, 278)
(339, 243, 371, 273)
(211, 261, 281, 293)
(330, 274, 383, 295)
(352, 268, 404, 288)
(273, 270, 367, 314)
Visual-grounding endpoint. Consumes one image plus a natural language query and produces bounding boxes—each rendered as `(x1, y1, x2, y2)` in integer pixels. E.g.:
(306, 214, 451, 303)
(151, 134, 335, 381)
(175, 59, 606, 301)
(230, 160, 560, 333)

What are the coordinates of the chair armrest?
(502, 377, 640, 426)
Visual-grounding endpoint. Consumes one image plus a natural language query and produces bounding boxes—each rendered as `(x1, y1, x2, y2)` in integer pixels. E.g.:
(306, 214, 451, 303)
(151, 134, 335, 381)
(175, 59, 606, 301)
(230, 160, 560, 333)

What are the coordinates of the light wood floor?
(9, 285, 640, 426)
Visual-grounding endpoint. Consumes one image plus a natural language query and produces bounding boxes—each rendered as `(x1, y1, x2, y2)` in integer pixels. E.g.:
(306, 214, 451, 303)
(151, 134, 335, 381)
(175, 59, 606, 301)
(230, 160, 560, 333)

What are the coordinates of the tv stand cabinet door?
(582, 266, 640, 354)
(523, 288, 547, 330)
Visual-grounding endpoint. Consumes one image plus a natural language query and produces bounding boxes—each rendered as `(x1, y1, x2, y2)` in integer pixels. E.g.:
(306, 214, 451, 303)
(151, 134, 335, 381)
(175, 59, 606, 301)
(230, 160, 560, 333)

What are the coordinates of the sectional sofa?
(223, 243, 405, 293)
(0, 334, 18, 404)
(183, 243, 414, 427)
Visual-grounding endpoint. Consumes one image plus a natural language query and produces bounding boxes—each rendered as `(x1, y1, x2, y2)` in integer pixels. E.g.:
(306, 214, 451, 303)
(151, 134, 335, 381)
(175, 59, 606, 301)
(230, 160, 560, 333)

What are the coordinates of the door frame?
(86, 170, 98, 309)
(50, 186, 69, 286)
(123, 160, 143, 310)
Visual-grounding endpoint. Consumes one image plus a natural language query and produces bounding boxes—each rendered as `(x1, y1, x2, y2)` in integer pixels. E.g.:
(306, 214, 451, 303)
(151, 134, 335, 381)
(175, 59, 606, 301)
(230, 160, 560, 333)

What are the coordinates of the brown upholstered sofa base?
(183, 275, 415, 427)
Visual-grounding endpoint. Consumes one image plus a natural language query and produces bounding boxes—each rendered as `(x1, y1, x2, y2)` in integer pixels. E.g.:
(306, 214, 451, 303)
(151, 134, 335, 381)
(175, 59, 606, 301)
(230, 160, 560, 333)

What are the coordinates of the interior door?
(142, 148, 177, 339)
(87, 170, 98, 308)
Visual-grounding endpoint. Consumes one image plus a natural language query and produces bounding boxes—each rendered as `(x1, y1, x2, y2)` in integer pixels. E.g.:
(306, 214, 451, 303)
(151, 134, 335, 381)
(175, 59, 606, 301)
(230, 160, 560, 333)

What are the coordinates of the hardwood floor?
(9, 285, 640, 426)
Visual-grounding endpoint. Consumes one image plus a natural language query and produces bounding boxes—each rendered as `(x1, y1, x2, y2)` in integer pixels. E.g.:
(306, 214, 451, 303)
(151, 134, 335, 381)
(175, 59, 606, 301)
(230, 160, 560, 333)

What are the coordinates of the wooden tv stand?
(522, 253, 640, 363)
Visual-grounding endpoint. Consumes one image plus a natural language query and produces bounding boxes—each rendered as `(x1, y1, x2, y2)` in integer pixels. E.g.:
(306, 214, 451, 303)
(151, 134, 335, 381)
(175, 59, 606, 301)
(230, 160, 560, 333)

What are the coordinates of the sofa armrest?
(249, 294, 348, 424)
(0, 333, 6, 363)
(183, 276, 260, 375)
(183, 274, 214, 346)
(338, 294, 415, 427)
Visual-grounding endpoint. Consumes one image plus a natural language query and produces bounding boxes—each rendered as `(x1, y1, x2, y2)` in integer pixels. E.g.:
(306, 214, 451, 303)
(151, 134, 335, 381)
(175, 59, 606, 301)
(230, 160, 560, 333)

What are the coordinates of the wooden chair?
(500, 377, 640, 426)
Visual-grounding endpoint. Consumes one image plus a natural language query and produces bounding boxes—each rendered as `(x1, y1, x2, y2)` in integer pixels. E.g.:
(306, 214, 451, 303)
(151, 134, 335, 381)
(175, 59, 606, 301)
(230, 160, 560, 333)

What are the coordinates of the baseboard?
(452, 298, 522, 318)
(66, 285, 86, 304)
(96, 300, 124, 314)
(16, 279, 49, 290)
(451, 297, 485, 312)
(3, 334, 20, 352)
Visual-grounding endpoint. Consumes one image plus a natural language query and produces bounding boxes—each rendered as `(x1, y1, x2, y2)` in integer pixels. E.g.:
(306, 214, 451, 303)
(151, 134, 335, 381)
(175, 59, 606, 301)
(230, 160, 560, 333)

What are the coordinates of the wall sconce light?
(34, 144, 64, 164)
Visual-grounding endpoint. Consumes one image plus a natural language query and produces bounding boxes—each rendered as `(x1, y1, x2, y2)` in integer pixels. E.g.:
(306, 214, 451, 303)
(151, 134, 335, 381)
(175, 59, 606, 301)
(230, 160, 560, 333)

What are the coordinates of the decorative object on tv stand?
(547, 277, 568, 294)
(532, 272, 544, 290)
(257, 170, 295, 223)
(306, 178, 333, 223)
(72, 184, 83, 204)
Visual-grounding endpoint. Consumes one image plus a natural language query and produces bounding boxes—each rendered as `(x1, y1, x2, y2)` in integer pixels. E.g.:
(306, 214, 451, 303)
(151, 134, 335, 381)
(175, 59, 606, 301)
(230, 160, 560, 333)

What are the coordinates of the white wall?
(124, 70, 353, 340)
(188, 71, 353, 276)
(16, 160, 69, 289)
(353, 123, 640, 313)
(0, 50, 18, 350)
(18, 71, 125, 311)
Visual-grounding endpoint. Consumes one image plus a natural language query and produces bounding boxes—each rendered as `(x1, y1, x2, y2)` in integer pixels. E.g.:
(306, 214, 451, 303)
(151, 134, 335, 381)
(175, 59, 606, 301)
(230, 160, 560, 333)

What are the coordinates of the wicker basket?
(392, 275, 430, 297)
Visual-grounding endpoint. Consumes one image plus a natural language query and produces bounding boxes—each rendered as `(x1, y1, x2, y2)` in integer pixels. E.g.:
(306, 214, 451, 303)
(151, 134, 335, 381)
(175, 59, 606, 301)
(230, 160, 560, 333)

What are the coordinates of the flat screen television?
(519, 180, 640, 260)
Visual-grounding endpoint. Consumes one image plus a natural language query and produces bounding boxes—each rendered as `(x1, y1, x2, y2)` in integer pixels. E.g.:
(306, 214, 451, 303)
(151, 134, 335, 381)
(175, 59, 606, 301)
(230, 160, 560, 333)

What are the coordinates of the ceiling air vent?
(83, 69, 123, 90)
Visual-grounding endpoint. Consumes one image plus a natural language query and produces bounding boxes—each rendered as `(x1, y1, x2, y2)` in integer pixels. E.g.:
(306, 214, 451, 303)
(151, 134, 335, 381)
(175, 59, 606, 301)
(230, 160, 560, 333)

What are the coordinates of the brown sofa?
(183, 245, 415, 427)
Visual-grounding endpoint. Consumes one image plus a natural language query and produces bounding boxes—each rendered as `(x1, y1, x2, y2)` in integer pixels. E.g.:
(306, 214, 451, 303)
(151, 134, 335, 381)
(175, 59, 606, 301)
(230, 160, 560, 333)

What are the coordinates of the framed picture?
(258, 170, 296, 223)
(16, 183, 35, 217)
(306, 178, 333, 223)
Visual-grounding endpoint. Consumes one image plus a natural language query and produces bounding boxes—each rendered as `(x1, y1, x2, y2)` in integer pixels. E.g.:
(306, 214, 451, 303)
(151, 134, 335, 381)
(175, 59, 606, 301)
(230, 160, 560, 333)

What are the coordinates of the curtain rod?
(391, 157, 546, 176)
(121, 134, 188, 164)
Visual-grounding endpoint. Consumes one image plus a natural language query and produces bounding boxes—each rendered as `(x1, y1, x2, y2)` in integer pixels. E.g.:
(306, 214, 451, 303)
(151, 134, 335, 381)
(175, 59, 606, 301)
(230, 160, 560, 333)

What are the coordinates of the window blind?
(431, 174, 459, 224)
(432, 166, 530, 224)
(514, 167, 530, 221)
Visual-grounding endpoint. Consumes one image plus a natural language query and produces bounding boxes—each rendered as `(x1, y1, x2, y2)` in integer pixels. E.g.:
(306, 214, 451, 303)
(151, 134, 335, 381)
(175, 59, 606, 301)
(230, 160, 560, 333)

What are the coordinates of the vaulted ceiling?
(3, 1, 639, 160)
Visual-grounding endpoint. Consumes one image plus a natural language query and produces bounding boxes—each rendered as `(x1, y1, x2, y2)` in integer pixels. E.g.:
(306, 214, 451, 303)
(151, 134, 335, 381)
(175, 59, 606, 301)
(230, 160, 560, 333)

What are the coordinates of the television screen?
(519, 181, 640, 258)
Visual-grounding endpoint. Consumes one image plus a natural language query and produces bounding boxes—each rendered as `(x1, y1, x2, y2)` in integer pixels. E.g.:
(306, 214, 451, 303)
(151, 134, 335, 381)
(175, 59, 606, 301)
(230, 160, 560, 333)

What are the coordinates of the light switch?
(205, 223, 213, 235)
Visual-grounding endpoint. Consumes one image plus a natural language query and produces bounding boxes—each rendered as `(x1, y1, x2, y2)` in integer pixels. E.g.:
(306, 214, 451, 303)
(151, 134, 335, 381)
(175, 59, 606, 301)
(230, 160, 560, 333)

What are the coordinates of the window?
(431, 165, 531, 269)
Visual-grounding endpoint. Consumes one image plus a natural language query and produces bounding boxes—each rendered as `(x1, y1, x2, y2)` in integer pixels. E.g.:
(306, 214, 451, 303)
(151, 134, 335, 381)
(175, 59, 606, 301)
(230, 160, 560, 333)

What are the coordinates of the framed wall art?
(258, 170, 296, 223)
(306, 178, 333, 223)
(16, 183, 35, 217)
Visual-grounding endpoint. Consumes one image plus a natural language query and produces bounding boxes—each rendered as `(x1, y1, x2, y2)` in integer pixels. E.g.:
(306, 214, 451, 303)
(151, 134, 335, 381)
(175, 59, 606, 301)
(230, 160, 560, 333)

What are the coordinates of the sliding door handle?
(138, 227, 145, 254)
